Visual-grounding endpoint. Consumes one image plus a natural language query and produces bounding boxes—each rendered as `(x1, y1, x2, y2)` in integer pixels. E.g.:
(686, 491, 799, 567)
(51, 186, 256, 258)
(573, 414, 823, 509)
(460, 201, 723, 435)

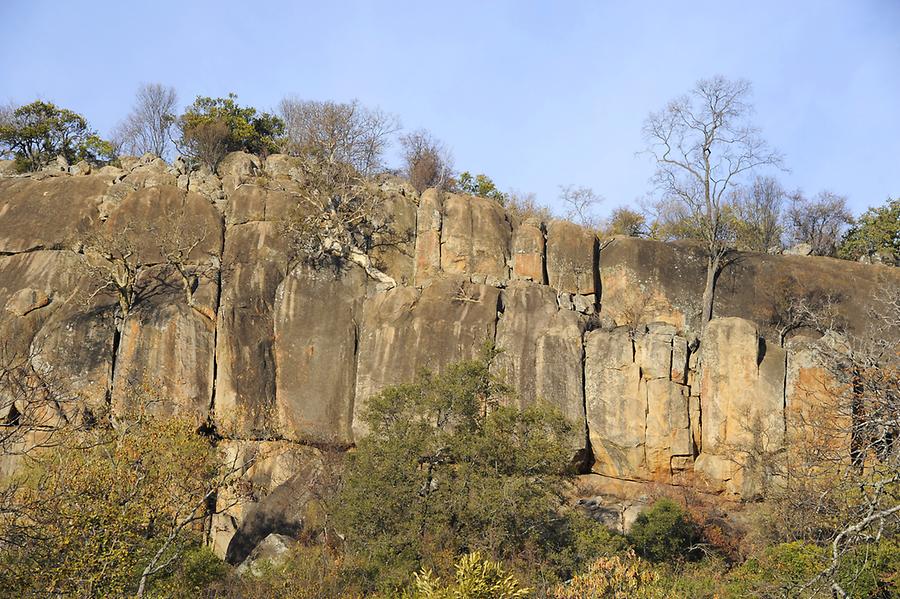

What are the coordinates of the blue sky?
(1, 1, 898, 217)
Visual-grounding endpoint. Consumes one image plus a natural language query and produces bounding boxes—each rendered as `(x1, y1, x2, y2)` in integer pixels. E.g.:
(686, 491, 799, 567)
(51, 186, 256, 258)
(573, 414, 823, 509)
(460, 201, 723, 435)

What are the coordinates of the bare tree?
(281, 155, 409, 288)
(767, 289, 900, 598)
(732, 175, 785, 252)
(112, 84, 178, 159)
(643, 76, 783, 327)
(786, 190, 853, 256)
(79, 227, 144, 332)
(398, 129, 454, 193)
(0, 346, 73, 464)
(505, 190, 553, 223)
(178, 119, 229, 174)
(768, 276, 845, 346)
(559, 185, 603, 230)
(79, 216, 213, 330)
(150, 210, 218, 322)
(278, 97, 399, 176)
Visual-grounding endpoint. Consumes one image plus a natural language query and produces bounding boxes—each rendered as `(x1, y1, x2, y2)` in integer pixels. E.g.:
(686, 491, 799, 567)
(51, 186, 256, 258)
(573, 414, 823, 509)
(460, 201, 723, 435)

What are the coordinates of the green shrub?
(627, 499, 701, 562)
(724, 541, 826, 598)
(333, 345, 576, 593)
(456, 171, 508, 204)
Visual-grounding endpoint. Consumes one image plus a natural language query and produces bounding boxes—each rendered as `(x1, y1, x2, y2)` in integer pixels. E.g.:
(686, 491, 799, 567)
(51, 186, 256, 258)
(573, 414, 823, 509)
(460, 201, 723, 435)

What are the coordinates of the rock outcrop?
(1, 156, 897, 560)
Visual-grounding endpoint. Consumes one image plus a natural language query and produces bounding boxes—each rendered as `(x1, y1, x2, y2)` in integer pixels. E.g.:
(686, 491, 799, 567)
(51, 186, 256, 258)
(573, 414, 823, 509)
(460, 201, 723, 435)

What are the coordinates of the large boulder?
(218, 151, 261, 193)
(413, 189, 443, 284)
(585, 326, 693, 480)
(439, 193, 511, 285)
(211, 440, 321, 559)
(511, 219, 546, 283)
(0, 176, 107, 253)
(546, 220, 597, 295)
(103, 186, 223, 265)
(599, 237, 900, 340)
(110, 266, 218, 421)
(368, 180, 417, 286)
(225, 184, 299, 225)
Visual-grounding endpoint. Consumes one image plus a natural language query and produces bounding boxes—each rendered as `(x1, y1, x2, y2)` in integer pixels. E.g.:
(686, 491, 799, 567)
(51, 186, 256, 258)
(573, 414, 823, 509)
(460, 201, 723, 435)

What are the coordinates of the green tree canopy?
(0, 100, 115, 172)
(178, 93, 284, 170)
(456, 172, 508, 205)
(334, 346, 576, 591)
(838, 197, 900, 263)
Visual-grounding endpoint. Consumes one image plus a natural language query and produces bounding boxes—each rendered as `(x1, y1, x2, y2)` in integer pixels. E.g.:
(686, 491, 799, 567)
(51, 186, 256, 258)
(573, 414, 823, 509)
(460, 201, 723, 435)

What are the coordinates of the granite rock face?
(585, 326, 693, 481)
(1, 168, 897, 557)
(494, 282, 587, 450)
(273, 262, 368, 444)
(352, 276, 500, 439)
(695, 318, 786, 497)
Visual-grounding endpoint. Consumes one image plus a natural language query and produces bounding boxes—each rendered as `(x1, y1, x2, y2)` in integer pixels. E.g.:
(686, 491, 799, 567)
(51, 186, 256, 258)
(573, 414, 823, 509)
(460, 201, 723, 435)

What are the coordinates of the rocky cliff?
(1, 152, 897, 560)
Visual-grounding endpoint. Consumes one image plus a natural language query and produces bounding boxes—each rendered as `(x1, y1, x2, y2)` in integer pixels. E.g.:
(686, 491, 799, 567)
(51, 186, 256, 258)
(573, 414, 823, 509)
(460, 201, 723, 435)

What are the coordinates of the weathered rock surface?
(218, 151, 261, 193)
(695, 317, 786, 496)
(212, 440, 323, 561)
(274, 263, 368, 444)
(215, 222, 289, 437)
(440, 193, 511, 284)
(353, 277, 500, 439)
(1, 169, 897, 552)
(0, 176, 107, 252)
(600, 236, 900, 340)
(111, 266, 218, 421)
(494, 282, 587, 449)
(511, 219, 546, 282)
(413, 189, 443, 284)
(585, 326, 693, 480)
(546, 220, 597, 295)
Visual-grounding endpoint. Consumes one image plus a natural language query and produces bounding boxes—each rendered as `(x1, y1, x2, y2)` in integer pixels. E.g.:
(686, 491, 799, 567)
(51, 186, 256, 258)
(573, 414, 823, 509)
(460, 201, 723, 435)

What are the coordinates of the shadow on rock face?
(224, 473, 311, 565)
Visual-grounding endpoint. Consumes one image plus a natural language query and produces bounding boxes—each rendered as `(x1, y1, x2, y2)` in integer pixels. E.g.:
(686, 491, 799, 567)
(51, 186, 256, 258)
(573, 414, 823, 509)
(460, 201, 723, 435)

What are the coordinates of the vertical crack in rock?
(540, 222, 549, 286)
(576, 326, 594, 474)
(106, 322, 122, 410)
(782, 348, 789, 437)
(592, 235, 601, 312)
(208, 267, 222, 418)
(348, 317, 360, 445)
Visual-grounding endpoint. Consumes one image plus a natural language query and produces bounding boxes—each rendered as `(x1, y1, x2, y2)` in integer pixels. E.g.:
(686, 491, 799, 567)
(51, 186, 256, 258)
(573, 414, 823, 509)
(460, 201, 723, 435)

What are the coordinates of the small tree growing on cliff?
(281, 154, 410, 286)
(150, 209, 218, 322)
(79, 226, 145, 330)
(642, 76, 783, 327)
(399, 128, 454, 193)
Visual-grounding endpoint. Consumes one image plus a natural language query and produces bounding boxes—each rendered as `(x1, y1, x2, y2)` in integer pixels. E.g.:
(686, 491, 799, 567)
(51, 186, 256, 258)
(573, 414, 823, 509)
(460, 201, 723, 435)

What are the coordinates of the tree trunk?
(700, 254, 719, 327)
